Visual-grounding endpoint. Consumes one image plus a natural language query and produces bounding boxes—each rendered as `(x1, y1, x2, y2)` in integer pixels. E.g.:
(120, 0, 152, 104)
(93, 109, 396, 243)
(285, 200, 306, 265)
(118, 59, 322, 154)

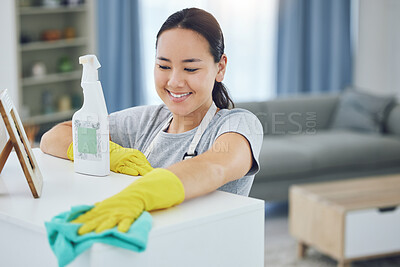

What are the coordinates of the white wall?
(0, 0, 19, 108)
(354, 0, 400, 98)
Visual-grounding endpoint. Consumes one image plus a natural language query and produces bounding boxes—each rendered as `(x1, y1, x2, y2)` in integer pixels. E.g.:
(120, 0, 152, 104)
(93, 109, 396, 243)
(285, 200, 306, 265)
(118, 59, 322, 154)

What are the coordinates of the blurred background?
(0, 0, 399, 145)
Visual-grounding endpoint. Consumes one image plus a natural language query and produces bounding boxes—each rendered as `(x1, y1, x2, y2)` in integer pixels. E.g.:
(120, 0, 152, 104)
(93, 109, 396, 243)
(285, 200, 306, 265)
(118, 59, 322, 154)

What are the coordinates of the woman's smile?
(166, 89, 193, 102)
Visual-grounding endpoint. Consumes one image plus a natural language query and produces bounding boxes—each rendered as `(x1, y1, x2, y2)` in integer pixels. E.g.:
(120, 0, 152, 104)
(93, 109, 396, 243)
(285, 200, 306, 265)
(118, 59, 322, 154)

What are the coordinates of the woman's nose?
(167, 70, 185, 88)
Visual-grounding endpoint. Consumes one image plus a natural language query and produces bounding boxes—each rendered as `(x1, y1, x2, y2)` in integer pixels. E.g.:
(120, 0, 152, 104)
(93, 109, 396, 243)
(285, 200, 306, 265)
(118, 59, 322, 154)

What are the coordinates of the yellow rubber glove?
(71, 168, 185, 234)
(67, 141, 153, 176)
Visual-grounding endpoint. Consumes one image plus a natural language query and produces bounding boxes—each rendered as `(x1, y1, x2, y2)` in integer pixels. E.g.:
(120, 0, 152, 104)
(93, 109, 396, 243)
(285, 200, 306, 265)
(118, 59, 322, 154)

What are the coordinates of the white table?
(0, 149, 264, 267)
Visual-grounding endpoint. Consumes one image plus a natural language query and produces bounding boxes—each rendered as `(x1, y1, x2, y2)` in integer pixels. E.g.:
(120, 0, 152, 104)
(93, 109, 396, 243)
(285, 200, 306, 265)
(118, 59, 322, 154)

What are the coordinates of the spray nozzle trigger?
(79, 55, 101, 82)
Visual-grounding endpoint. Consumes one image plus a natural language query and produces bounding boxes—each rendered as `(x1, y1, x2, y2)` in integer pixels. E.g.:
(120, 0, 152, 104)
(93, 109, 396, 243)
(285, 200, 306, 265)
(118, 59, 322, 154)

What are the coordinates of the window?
(140, 0, 278, 104)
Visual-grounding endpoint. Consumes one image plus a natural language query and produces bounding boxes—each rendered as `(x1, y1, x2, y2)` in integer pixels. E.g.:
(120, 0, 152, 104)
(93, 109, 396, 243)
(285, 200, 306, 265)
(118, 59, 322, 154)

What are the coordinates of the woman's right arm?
(40, 120, 72, 159)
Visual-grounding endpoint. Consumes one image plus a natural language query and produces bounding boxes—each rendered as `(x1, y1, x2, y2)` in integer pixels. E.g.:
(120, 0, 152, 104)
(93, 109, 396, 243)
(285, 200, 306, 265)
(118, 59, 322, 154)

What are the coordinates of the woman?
(40, 8, 263, 235)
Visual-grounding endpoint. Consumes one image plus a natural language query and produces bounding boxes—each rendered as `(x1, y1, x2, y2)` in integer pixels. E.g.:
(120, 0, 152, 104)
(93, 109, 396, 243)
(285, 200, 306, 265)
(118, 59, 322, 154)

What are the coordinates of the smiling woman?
(40, 8, 263, 236)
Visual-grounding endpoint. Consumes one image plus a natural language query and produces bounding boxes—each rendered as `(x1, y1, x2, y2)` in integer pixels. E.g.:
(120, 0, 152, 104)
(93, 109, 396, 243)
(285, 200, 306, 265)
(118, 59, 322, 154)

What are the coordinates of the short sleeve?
(109, 105, 153, 148)
(215, 109, 264, 176)
(109, 104, 171, 150)
(109, 109, 134, 147)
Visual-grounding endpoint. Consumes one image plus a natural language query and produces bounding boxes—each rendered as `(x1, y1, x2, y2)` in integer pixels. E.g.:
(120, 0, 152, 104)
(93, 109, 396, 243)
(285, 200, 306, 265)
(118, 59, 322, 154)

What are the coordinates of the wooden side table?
(289, 175, 400, 267)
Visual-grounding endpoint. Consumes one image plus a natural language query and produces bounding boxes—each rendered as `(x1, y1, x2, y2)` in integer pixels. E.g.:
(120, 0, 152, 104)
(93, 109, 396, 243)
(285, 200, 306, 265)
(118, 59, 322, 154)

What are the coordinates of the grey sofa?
(236, 93, 400, 202)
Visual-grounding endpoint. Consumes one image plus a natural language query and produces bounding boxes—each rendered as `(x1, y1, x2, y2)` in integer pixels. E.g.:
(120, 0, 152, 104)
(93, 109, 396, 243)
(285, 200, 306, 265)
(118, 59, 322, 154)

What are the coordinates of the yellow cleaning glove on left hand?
(67, 141, 153, 176)
(71, 168, 185, 235)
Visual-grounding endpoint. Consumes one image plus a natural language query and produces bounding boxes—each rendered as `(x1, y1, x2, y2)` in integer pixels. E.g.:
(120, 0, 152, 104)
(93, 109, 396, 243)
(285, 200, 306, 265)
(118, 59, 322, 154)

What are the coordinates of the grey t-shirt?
(109, 104, 263, 196)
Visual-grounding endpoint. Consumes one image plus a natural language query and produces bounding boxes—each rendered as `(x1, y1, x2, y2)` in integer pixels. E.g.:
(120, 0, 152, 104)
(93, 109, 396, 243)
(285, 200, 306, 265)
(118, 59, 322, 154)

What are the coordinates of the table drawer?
(345, 205, 400, 258)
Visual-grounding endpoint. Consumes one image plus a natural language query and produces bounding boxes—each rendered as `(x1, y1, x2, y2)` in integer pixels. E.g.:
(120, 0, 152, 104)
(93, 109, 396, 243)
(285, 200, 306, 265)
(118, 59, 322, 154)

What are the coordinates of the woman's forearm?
(40, 121, 72, 159)
(167, 132, 253, 201)
(167, 156, 227, 201)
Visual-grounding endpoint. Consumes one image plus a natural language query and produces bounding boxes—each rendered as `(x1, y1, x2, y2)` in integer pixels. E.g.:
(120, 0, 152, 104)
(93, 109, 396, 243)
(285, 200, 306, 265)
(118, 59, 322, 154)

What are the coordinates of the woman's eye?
(185, 68, 198, 72)
(158, 65, 170, 70)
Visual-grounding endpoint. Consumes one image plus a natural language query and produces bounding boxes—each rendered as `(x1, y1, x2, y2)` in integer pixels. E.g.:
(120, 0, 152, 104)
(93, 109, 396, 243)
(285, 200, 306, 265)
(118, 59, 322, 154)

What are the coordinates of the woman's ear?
(216, 54, 227, 82)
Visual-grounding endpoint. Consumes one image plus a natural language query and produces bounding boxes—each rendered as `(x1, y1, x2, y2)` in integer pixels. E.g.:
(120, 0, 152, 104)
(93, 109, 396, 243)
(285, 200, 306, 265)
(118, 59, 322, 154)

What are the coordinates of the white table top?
(0, 149, 264, 236)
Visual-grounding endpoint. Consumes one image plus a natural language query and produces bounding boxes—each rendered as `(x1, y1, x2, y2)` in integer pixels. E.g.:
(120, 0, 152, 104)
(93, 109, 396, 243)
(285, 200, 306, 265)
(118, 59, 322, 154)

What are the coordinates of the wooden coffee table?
(289, 174, 400, 267)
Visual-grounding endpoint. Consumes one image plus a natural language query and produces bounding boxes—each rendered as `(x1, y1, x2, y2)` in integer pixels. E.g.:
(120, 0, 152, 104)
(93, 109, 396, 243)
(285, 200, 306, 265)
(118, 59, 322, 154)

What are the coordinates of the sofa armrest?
(386, 104, 400, 135)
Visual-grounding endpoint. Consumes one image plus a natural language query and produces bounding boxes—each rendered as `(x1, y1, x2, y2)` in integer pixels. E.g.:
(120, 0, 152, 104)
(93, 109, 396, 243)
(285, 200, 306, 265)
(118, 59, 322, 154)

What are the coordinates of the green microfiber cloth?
(45, 205, 152, 267)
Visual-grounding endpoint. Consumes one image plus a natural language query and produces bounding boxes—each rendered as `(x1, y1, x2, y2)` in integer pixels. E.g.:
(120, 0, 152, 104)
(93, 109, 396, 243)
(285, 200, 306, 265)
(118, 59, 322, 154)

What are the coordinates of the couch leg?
(297, 241, 307, 259)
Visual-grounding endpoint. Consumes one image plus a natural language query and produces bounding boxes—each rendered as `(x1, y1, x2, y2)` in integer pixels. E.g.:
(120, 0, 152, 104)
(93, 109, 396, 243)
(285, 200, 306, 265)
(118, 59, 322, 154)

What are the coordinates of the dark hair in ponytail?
(156, 8, 235, 109)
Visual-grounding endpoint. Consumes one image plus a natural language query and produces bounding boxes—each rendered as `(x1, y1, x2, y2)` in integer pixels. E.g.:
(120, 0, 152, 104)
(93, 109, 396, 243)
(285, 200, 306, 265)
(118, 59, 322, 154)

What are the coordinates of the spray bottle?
(72, 55, 110, 176)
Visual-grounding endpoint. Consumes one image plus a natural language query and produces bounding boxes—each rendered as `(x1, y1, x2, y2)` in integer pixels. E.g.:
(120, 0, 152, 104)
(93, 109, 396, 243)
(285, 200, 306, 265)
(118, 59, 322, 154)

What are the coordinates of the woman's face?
(154, 28, 225, 117)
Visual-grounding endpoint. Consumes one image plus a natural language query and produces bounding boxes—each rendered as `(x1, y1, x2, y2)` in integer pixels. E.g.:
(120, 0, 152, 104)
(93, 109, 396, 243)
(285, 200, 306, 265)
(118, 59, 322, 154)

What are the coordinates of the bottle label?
(74, 120, 102, 161)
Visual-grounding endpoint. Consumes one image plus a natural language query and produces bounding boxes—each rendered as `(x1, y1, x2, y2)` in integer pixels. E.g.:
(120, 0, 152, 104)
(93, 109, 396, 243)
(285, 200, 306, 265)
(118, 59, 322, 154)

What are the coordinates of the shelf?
(22, 70, 81, 87)
(19, 5, 87, 15)
(15, 0, 95, 128)
(20, 37, 88, 52)
(22, 109, 77, 125)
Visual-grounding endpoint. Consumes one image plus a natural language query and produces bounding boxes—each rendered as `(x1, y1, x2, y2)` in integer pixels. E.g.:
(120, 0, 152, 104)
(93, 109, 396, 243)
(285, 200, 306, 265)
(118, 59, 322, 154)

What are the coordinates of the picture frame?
(0, 89, 43, 198)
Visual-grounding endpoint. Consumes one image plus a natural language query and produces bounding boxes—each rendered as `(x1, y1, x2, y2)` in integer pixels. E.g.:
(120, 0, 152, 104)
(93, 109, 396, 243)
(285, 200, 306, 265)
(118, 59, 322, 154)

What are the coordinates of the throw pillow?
(330, 88, 395, 133)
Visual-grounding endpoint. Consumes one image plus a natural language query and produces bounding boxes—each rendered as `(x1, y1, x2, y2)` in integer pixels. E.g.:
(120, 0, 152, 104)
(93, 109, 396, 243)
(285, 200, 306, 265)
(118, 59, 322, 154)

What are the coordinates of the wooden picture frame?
(0, 89, 43, 198)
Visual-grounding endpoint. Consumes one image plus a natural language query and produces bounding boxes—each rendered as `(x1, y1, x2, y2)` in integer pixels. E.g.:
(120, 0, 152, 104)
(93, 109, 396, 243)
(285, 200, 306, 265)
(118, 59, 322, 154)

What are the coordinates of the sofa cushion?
(257, 130, 400, 182)
(236, 94, 339, 136)
(330, 88, 395, 133)
(264, 94, 338, 135)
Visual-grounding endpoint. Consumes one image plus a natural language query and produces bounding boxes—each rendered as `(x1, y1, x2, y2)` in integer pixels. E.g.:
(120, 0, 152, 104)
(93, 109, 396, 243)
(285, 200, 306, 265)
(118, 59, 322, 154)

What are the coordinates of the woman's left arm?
(168, 132, 253, 200)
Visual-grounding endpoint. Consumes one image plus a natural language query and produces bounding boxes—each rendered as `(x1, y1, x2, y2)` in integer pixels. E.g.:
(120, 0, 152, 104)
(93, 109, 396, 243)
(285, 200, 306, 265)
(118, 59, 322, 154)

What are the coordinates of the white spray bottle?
(72, 55, 110, 176)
